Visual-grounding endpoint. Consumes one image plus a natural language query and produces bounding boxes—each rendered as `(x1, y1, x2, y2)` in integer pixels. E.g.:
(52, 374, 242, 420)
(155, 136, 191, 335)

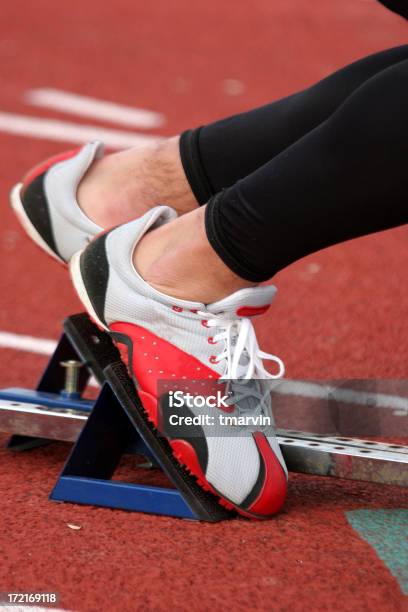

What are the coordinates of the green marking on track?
(346, 509, 408, 595)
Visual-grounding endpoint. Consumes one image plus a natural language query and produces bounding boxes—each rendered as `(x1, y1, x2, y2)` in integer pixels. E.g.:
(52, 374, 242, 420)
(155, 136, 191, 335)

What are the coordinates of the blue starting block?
(0, 314, 230, 522)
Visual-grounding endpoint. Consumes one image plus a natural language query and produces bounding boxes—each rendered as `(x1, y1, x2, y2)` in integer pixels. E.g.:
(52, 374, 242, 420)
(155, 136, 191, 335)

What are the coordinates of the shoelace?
(203, 313, 284, 430)
(224, 379, 275, 431)
(198, 312, 285, 380)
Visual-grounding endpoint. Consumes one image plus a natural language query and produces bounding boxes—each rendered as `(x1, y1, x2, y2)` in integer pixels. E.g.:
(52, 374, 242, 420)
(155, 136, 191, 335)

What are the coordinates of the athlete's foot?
(77, 136, 198, 227)
(69, 206, 287, 518)
(11, 137, 198, 263)
(134, 205, 256, 304)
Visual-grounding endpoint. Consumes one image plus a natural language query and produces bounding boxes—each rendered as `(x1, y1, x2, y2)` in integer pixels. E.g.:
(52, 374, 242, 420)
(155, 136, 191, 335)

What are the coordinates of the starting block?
(0, 314, 407, 521)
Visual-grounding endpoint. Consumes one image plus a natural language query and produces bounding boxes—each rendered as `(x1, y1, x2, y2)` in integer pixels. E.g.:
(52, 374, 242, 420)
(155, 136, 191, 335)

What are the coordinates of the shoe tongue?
(206, 284, 277, 319)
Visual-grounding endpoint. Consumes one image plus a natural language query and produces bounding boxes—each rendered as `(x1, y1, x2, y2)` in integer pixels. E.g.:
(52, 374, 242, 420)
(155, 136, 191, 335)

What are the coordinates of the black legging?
(179, 46, 408, 282)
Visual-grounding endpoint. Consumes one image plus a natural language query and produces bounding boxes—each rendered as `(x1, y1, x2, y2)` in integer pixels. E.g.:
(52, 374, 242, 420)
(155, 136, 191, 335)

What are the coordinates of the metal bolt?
(60, 360, 83, 395)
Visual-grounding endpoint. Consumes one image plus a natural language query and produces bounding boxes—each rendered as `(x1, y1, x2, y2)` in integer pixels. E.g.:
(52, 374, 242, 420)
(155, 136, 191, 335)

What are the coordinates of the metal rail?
(1, 397, 406, 486)
(277, 429, 408, 486)
(0, 398, 87, 443)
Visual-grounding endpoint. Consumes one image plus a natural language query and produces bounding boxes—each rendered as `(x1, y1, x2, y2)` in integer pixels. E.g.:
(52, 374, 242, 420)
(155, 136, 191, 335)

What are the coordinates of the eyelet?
(209, 355, 218, 364)
(201, 320, 209, 327)
(208, 336, 216, 344)
(172, 306, 183, 312)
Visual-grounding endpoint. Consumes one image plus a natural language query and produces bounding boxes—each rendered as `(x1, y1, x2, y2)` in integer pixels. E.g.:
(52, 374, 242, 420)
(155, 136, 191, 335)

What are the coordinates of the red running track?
(0, 1, 407, 610)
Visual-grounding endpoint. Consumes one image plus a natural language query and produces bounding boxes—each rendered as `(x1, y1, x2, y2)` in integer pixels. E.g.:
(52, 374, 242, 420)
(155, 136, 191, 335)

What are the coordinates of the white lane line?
(0, 112, 162, 149)
(0, 331, 56, 356)
(26, 88, 165, 129)
(275, 380, 408, 412)
(0, 330, 408, 411)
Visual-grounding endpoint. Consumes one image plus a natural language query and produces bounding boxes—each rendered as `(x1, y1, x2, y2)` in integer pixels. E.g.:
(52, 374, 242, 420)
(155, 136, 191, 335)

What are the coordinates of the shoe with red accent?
(69, 206, 288, 518)
(10, 141, 103, 264)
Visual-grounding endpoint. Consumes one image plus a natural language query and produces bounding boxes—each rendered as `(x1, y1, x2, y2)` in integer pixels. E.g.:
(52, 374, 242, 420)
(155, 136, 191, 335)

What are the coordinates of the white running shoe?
(10, 141, 103, 264)
(69, 206, 288, 518)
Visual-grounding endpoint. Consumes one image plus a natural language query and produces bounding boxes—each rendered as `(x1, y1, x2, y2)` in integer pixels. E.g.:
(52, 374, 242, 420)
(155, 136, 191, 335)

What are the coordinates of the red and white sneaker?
(10, 141, 103, 264)
(69, 206, 288, 518)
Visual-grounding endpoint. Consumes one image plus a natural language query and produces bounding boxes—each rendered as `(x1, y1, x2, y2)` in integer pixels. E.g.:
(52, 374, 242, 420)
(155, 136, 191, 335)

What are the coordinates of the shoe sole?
(10, 182, 66, 266)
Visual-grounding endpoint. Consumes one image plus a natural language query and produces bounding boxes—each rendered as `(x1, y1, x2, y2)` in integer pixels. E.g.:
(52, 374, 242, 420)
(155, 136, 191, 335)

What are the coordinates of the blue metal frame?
(50, 381, 198, 520)
(52, 477, 196, 518)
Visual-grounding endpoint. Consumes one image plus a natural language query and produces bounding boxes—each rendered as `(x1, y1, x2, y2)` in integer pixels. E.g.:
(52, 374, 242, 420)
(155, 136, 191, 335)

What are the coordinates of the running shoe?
(69, 206, 288, 518)
(10, 141, 103, 264)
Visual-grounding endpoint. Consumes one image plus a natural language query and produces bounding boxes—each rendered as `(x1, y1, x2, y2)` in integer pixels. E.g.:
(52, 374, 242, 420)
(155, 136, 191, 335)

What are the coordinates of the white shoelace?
(198, 312, 285, 380)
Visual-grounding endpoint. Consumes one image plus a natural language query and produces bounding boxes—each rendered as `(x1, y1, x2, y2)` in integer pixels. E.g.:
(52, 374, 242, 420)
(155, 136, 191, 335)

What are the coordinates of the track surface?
(0, 1, 407, 611)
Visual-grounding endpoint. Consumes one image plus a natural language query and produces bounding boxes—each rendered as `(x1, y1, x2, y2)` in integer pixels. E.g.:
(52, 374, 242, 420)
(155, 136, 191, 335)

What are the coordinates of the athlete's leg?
(180, 45, 408, 203)
(133, 58, 408, 302)
(78, 46, 408, 227)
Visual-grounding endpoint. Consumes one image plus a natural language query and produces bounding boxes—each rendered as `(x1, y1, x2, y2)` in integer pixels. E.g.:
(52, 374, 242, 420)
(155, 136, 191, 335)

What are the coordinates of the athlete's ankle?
(77, 136, 198, 228)
(133, 206, 255, 303)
